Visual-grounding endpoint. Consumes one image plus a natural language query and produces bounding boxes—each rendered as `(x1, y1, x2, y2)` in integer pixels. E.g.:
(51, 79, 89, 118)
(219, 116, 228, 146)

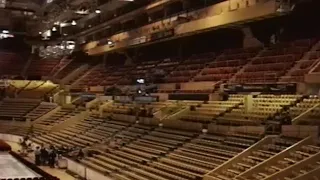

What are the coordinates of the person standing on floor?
(40, 146, 48, 165)
(48, 146, 57, 168)
(34, 146, 41, 165)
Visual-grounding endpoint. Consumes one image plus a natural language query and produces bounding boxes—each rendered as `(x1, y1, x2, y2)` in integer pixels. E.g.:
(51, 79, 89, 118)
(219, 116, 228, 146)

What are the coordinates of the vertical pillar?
(244, 95, 253, 113)
(65, 94, 71, 104)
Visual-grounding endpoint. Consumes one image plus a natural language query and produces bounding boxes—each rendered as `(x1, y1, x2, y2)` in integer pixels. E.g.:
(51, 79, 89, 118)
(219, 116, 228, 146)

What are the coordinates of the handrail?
(263, 151, 320, 180)
(234, 136, 312, 179)
(308, 58, 320, 73)
(204, 135, 276, 179)
(292, 103, 320, 124)
(292, 165, 320, 180)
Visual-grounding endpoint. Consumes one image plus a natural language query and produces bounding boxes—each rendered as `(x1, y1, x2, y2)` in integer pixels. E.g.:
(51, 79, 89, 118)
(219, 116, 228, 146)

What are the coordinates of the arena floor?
(0, 153, 40, 179)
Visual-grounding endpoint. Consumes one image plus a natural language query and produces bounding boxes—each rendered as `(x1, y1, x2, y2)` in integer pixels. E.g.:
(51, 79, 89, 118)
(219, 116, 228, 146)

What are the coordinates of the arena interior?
(1, 0, 320, 180)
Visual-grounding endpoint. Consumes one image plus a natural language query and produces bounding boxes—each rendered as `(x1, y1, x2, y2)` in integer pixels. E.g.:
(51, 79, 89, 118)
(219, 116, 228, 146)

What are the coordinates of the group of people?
(34, 145, 57, 168)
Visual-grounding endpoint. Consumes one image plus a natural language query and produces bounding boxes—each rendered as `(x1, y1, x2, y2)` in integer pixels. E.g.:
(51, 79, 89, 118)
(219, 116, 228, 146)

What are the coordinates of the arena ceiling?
(0, 0, 138, 36)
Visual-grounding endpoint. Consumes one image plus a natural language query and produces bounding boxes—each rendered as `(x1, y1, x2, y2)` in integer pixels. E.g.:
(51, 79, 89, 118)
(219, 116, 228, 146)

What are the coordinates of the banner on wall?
(150, 29, 175, 41)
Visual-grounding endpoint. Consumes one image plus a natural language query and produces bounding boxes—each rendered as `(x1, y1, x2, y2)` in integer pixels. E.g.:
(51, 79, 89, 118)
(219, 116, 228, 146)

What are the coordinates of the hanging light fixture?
(71, 20, 77, 26)
(52, 27, 57, 31)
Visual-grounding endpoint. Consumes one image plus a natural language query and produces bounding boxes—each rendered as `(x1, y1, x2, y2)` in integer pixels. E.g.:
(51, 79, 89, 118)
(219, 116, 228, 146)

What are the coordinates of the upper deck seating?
(165, 53, 216, 83)
(55, 60, 83, 79)
(280, 39, 318, 82)
(50, 58, 73, 76)
(0, 52, 25, 76)
(76, 65, 112, 86)
(26, 58, 60, 77)
(101, 66, 134, 86)
(235, 39, 312, 83)
(194, 47, 260, 82)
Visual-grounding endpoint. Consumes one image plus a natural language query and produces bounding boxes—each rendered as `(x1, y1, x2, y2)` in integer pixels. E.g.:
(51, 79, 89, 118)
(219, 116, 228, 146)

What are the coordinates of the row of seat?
(289, 95, 320, 123)
(180, 96, 244, 123)
(237, 138, 320, 180)
(25, 103, 57, 121)
(217, 95, 301, 125)
(0, 99, 39, 119)
(208, 136, 302, 179)
(234, 39, 314, 83)
(32, 107, 84, 135)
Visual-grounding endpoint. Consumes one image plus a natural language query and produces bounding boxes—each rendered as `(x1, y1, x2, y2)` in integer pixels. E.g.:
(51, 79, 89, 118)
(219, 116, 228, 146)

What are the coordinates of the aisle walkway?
(6, 141, 76, 180)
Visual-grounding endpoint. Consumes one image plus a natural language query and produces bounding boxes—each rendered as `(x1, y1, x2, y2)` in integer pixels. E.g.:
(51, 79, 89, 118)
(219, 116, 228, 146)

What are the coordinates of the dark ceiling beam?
(4, 6, 36, 13)
(70, 0, 180, 39)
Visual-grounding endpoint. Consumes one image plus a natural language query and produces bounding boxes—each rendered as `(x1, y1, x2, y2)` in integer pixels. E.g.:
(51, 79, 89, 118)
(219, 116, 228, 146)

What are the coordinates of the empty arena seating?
(217, 95, 301, 125)
(235, 39, 313, 83)
(280, 39, 319, 82)
(289, 95, 320, 124)
(25, 102, 57, 121)
(102, 66, 134, 86)
(142, 131, 259, 180)
(0, 122, 31, 136)
(0, 52, 25, 76)
(32, 116, 131, 148)
(31, 107, 84, 136)
(194, 47, 260, 82)
(55, 60, 83, 80)
(0, 98, 39, 120)
(26, 58, 60, 77)
(72, 124, 265, 180)
(180, 95, 244, 123)
(75, 64, 111, 86)
(236, 137, 320, 180)
(207, 136, 302, 179)
(165, 53, 216, 83)
(50, 58, 73, 76)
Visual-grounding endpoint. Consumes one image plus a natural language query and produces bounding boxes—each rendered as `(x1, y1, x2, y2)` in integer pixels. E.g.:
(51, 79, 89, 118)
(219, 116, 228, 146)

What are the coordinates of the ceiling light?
(39, 32, 42, 34)
(95, 9, 101, 14)
(60, 23, 67, 27)
(52, 27, 57, 31)
(107, 40, 113, 45)
(71, 20, 77, 26)
(2, 30, 9, 34)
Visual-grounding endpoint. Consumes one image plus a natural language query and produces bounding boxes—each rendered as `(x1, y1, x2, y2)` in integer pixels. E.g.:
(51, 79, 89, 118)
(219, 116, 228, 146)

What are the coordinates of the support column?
(123, 51, 134, 66)
(244, 95, 253, 113)
(242, 27, 263, 48)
